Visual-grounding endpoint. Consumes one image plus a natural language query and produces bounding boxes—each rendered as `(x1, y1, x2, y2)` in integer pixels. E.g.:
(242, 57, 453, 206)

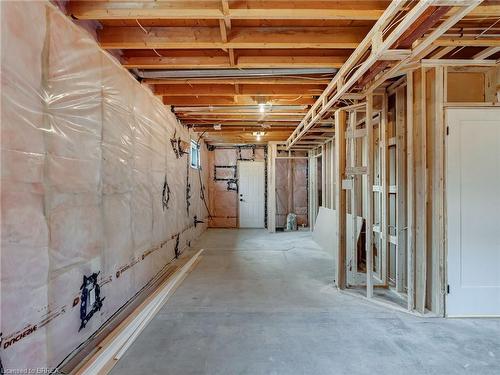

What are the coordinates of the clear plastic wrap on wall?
(207, 146, 266, 228)
(275, 159, 308, 228)
(0, 1, 208, 371)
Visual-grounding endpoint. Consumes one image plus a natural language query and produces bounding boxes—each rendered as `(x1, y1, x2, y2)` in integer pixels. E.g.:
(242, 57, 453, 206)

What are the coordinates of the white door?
(446, 107, 500, 317)
(239, 161, 265, 228)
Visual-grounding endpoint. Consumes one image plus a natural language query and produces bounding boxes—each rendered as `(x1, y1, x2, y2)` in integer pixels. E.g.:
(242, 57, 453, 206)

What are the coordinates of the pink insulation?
(1, 2, 209, 371)
(208, 146, 266, 228)
(275, 159, 308, 228)
(208, 148, 238, 227)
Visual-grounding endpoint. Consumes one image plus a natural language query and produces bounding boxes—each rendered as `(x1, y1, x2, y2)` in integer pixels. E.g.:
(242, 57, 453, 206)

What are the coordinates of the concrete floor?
(111, 229, 500, 375)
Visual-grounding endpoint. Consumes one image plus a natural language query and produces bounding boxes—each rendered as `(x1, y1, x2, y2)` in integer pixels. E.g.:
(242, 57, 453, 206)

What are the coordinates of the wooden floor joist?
(155, 84, 325, 96)
(68, 2, 385, 21)
(99, 26, 368, 50)
(64, 0, 499, 144)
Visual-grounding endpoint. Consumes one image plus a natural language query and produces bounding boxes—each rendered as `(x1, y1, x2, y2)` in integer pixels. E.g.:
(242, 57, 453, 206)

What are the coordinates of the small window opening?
(190, 140, 200, 169)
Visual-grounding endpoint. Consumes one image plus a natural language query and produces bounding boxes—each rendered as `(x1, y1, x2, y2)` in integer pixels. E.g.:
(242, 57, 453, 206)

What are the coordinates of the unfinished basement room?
(1, 0, 500, 374)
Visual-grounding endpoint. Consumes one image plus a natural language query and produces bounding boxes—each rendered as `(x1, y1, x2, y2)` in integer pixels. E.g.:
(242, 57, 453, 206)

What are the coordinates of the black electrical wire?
(196, 131, 213, 219)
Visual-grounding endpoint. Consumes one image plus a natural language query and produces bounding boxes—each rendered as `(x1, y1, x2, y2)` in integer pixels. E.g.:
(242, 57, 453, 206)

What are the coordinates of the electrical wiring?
(196, 131, 213, 219)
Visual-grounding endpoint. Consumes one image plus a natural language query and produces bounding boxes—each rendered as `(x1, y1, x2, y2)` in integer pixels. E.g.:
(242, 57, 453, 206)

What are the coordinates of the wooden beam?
(308, 128, 335, 133)
(473, 47, 500, 60)
(220, 1, 235, 66)
(237, 56, 345, 68)
(395, 85, 407, 293)
(228, 49, 236, 66)
(98, 26, 368, 49)
(68, 1, 384, 20)
(219, 19, 228, 43)
(190, 127, 296, 132)
(406, 71, 415, 312)
(430, 46, 455, 59)
(180, 115, 302, 121)
(358, 5, 451, 88)
(267, 142, 277, 233)
(347, 109, 358, 286)
(228, 8, 383, 20)
(421, 58, 497, 67)
(380, 93, 389, 286)
(155, 84, 325, 96)
(302, 135, 332, 140)
(221, 0, 230, 27)
(433, 38, 500, 47)
(365, 94, 374, 298)
(335, 109, 347, 289)
(414, 67, 427, 314)
(286, 0, 484, 148)
(463, 4, 500, 18)
(75, 249, 203, 375)
(69, 1, 223, 19)
(124, 55, 346, 69)
(367, 2, 483, 94)
(296, 141, 324, 145)
(285, 0, 407, 148)
(431, 66, 445, 316)
(184, 120, 300, 125)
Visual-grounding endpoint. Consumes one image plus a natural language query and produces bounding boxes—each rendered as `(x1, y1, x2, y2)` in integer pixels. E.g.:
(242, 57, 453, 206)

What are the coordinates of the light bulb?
(256, 135, 261, 141)
(259, 103, 265, 113)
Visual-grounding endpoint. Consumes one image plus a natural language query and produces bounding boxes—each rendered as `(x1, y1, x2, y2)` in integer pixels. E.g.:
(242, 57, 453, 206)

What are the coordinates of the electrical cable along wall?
(207, 145, 266, 228)
(0, 2, 208, 370)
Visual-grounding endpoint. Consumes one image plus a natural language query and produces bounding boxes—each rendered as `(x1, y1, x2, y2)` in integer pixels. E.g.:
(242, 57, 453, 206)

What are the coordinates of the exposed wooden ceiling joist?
(98, 27, 368, 49)
(473, 47, 500, 59)
(433, 37, 500, 47)
(68, 1, 499, 21)
(190, 126, 297, 131)
(162, 96, 317, 106)
(68, 1, 386, 21)
(154, 84, 325, 96)
(183, 119, 300, 125)
(65, 0, 499, 145)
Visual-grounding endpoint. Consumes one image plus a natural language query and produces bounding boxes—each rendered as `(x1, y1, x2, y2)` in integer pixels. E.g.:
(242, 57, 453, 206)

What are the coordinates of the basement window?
(190, 140, 200, 169)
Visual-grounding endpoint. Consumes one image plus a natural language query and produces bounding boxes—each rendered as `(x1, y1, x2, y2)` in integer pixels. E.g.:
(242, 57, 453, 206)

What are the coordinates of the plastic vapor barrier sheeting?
(1, 1, 208, 370)
(275, 159, 308, 228)
(208, 147, 265, 228)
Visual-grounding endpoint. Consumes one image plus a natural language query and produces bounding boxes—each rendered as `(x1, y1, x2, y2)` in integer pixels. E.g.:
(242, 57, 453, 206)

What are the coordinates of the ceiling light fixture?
(252, 131, 265, 141)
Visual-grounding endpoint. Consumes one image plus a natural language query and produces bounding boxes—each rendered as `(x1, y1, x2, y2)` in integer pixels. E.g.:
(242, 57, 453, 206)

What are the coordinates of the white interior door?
(239, 161, 265, 228)
(446, 107, 500, 317)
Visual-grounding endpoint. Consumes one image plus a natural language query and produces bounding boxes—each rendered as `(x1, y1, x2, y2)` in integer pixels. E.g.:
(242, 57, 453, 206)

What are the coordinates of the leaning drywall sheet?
(312, 207, 337, 254)
(313, 207, 363, 262)
(0, 1, 208, 371)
